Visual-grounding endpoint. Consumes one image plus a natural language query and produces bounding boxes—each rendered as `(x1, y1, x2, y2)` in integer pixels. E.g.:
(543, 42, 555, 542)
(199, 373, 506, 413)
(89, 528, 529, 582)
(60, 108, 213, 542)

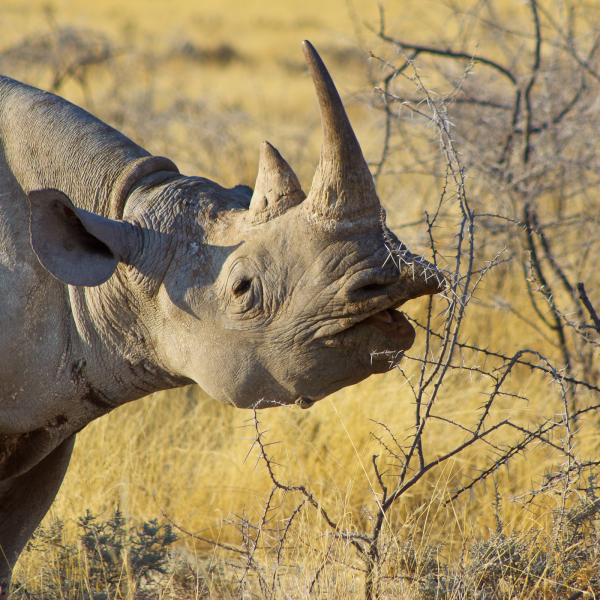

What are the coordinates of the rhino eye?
(232, 277, 252, 296)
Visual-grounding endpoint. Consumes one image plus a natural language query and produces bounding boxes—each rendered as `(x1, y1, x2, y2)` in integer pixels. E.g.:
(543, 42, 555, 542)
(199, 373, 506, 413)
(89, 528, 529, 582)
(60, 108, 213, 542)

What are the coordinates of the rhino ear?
(28, 188, 140, 287)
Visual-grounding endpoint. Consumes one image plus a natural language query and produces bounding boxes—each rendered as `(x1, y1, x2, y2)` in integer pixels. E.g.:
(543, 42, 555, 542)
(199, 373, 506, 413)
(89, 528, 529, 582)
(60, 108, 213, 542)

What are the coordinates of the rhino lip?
(296, 396, 317, 409)
(357, 307, 414, 344)
(313, 299, 410, 341)
(363, 307, 406, 326)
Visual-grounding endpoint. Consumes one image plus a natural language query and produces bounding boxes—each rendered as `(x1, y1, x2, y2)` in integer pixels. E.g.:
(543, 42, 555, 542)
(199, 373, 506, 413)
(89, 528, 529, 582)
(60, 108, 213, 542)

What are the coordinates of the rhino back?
(0, 139, 74, 431)
(0, 77, 175, 433)
(0, 80, 87, 432)
(0, 76, 149, 217)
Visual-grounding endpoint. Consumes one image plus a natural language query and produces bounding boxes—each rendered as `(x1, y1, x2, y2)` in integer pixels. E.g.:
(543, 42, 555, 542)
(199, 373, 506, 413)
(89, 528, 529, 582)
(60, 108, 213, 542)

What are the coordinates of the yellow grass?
(2, 0, 599, 597)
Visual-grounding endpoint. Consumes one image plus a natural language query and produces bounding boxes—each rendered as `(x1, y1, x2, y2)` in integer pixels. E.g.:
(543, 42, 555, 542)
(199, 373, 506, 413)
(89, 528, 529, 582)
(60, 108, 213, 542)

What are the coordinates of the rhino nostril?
(346, 269, 399, 301)
(347, 280, 395, 302)
(359, 282, 390, 294)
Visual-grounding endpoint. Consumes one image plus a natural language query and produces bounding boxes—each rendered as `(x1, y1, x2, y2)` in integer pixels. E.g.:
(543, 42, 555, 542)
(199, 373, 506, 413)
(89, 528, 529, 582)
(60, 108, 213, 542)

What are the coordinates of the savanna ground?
(2, 0, 600, 597)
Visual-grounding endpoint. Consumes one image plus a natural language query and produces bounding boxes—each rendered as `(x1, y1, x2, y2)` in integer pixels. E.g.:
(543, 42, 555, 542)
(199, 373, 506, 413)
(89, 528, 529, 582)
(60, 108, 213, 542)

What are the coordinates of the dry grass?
(2, 0, 599, 597)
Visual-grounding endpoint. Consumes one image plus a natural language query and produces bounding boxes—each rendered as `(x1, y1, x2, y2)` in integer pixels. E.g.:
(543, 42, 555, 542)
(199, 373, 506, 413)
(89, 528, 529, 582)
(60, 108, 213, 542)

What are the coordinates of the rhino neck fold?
(109, 156, 180, 219)
(0, 76, 172, 217)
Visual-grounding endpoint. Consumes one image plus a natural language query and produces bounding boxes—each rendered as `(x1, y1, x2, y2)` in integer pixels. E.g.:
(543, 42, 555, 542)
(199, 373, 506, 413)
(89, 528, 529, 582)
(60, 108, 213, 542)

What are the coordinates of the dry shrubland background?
(2, 0, 600, 598)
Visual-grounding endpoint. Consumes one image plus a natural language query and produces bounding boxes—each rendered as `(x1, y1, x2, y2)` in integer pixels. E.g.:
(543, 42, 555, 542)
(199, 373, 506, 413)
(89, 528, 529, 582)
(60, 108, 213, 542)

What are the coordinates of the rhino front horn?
(249, 141, 305, 223)
(302, 40, 381, 225)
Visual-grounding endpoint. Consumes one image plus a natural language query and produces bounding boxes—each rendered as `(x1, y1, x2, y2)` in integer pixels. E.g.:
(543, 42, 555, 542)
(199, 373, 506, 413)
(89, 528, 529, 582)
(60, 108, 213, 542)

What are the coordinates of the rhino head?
(28, 42, 444, 409)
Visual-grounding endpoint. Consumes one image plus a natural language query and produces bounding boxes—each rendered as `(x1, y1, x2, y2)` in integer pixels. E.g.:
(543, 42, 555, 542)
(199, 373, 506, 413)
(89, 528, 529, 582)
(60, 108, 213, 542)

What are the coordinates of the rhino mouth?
(297, 307, 414, 410)
(344, 305, 416, 355)
(314, 298, 414, 341)
(361, 307, 412, 340)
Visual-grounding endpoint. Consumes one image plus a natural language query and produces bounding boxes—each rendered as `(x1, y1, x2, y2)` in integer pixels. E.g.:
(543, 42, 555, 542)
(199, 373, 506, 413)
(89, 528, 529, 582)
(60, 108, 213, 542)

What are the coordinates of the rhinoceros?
(0, 41, 443, 591)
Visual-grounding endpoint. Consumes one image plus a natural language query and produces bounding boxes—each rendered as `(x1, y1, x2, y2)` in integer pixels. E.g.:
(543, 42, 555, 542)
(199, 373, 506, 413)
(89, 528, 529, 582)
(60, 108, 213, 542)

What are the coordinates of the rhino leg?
(0, 435, 75, 597)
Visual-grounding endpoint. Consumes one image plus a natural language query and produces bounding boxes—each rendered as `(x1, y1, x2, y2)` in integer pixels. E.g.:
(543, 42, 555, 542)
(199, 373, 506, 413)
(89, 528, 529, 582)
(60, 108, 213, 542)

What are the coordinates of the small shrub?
(15, 509, 177, 599)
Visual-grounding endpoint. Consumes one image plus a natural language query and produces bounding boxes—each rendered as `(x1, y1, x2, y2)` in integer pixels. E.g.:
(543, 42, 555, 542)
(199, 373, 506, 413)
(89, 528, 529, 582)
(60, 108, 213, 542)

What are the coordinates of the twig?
(577, 282, 600, 333)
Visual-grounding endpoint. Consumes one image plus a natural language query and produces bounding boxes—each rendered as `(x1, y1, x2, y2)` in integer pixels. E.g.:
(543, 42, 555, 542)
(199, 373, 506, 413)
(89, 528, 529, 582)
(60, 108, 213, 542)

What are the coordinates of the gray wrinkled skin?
(0, 41, 443, 592)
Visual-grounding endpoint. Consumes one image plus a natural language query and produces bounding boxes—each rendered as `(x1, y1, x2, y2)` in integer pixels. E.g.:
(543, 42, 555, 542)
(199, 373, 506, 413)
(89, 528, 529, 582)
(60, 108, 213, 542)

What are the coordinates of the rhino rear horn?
(249, 141, 305, 223)
(302, 40, 381, 224)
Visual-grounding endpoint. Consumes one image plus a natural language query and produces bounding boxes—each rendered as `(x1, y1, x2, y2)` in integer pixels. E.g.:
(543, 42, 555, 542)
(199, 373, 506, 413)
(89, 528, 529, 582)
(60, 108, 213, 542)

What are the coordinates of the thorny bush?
(172, 2, 600, 598)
